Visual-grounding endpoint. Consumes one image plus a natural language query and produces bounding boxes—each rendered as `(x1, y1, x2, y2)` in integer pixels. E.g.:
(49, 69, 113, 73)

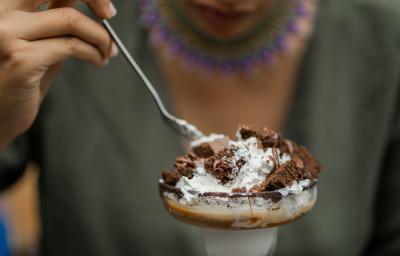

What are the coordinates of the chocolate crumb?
(162, 170, 181, 186)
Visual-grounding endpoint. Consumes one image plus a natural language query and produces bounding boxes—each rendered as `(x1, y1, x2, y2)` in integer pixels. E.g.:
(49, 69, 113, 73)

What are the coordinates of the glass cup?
(159, 182, 317, 256)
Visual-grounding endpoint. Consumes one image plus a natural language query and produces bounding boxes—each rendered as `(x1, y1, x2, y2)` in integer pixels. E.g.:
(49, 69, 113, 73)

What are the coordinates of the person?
(0, 0, 399, 255)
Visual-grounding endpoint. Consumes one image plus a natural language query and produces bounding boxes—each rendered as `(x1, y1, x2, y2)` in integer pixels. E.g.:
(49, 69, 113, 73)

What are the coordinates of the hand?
(0, 0, 119, 149)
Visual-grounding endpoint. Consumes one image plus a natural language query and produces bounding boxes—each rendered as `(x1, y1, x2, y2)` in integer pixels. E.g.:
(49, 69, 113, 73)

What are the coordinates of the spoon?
(102, 19, 204, 140)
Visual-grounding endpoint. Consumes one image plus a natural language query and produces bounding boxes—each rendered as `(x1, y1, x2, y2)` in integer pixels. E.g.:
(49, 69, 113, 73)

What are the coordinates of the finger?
(81, 0, 117, 19)
(28, 36, 107, 67)
(8, 8, 114, 58)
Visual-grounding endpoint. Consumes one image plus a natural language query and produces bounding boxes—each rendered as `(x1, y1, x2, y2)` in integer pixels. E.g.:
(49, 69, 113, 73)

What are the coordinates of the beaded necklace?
(141, 0, 312, 76)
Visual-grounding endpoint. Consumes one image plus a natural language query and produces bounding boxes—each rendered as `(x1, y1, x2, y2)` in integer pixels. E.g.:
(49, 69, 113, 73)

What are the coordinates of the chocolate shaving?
(272, 147, 280, 167)
(239, 125, 281, 148)
(279, 139, 297, 155)
(268, 155, 277, 172)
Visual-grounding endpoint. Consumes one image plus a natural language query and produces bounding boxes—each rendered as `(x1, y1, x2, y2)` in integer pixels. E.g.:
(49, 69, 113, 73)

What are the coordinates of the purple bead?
(287, 21, 298, 33)
(241, 57, 254, 71)
(260, 49, 273, 63)
(171, 41, 182, 54)
(158, 28, 169, 40)
(222, 61, 235, 73)
(275, 36, 287, 50)
(143, 12, 157, 25)
(202, 58, 215, 71)
(295, 5, 308, 17)
(186, 51, 199, 65)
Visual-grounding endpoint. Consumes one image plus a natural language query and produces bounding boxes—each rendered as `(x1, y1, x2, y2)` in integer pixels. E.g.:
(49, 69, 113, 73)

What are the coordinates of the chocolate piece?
(239, 125, 281, 148)
(238, 125, 258, 139)
(162, 170, 181, 186)
(280, 141, 321, 180)
(203, 147, 240, 184)
(261, 158, 318, 192)
(294, 146, 321, 179)
(192, 144, 214, 158)
(174, 154, 197, 178)
(263, 161, 303, 191)
(192, 136, 230, 158)
(204, 157, 234, 184)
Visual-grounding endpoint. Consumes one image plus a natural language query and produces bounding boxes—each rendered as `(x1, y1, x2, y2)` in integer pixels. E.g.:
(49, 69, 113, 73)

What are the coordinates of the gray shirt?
(1, 0, 400, 255)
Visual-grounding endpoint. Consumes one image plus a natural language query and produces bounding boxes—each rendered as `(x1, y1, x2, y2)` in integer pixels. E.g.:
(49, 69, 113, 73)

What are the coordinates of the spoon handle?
(102, 20, 203, 140)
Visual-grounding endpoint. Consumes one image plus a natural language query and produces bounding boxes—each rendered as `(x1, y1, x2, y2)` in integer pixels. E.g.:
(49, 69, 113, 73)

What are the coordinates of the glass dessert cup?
(159, 182, 317, 256)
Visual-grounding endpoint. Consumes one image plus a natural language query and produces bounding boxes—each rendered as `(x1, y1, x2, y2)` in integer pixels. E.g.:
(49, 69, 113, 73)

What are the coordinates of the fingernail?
(109, 2, 117, 18)
(110, 43, 119, 57)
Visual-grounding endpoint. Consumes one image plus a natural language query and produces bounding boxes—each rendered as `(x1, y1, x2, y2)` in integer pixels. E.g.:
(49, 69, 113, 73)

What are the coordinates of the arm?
(0, 0, 119, 150)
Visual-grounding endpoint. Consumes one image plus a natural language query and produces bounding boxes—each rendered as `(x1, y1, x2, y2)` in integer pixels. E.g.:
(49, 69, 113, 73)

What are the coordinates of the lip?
(193, 4, 252, 28)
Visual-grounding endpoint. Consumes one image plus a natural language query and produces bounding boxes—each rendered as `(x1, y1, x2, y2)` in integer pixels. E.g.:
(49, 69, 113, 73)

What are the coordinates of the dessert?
(159, 125, 321, 255)
(160, 125, 320, 228)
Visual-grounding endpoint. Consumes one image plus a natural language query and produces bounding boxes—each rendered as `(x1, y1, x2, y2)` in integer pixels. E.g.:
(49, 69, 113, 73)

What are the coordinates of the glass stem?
(203, 227, 278, 256)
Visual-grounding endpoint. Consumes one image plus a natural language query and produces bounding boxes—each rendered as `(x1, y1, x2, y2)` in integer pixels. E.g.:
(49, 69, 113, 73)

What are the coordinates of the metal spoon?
(102, 20, 204, 140)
